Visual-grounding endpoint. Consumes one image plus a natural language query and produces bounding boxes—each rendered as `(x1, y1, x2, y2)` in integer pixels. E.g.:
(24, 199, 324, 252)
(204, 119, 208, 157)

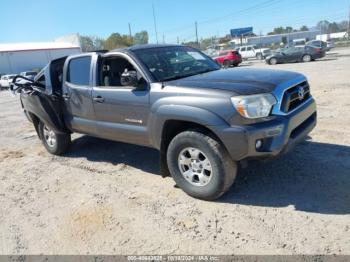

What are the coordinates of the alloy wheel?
(43, 125, 57, 148)
(178, 147, 213, 187)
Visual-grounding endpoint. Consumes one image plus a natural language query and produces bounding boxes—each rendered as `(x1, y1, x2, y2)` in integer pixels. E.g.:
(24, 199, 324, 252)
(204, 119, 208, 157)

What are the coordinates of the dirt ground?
(0, 48, 349, 255)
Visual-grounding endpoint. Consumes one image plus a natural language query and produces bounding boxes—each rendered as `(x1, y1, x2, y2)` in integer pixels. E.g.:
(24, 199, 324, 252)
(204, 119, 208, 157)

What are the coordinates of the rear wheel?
(167, 130, 237, 200)
(39, 121, 71, 155)
(223, 60, 231, 68)
(302, 54, 312, 62)
(269, 58, 277, 65)
(256, 53, 263, 60)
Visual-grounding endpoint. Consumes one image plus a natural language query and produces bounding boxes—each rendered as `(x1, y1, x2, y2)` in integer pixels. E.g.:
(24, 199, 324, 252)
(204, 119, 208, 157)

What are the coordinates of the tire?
(269, 58, 277, 65)
(256, 53, 263, 60)
(223, 60, 231, 68)
(302, 54, 312, 62)
(167, 130, 237, 200)
(38, 121, 71, 155)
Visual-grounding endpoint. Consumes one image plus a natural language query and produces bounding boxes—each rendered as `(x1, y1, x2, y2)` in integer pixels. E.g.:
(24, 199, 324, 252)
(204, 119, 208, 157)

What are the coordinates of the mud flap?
(160, 145, 171, 178)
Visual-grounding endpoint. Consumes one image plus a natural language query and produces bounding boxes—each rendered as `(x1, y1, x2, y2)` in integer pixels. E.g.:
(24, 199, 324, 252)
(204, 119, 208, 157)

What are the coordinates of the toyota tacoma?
(11, 44, 317, 200)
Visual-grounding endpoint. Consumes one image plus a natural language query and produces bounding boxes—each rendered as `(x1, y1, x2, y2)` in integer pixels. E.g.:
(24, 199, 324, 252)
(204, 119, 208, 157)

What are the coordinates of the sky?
(0, 0, 349, 44)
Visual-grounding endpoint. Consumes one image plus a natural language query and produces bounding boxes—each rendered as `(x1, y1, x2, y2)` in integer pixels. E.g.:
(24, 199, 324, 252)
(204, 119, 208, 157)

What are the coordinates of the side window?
(37, 74, 45, 85)
(99, 57, 145, 88)
(247, 47, 252, 51)
(240, 47, 246, 52)
(67, 56, 91, 86)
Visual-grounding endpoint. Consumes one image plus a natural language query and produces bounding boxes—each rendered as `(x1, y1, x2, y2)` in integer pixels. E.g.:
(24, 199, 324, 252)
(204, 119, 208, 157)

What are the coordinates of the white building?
(0, 41, 81, 75)
(316, 31, 348, 41)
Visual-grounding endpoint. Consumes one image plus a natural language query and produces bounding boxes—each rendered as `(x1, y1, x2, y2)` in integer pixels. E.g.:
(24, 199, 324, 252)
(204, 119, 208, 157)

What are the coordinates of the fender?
(149, 104, 229, 149)
(20, 91, 69, 135)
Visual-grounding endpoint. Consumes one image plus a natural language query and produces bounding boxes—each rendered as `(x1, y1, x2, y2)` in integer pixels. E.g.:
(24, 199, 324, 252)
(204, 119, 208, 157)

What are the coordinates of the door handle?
(93, 96, 105, 103)
(62, 93, 70, 99)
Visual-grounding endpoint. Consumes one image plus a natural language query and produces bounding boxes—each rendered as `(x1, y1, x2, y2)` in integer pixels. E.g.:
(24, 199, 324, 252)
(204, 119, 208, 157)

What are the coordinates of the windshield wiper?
(162, 68, 219, 82)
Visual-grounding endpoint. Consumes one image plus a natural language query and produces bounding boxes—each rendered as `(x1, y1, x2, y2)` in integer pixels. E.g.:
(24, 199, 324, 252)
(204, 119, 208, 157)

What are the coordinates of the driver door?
(91, 54, 150, 146)
(283, 48, 300, 62)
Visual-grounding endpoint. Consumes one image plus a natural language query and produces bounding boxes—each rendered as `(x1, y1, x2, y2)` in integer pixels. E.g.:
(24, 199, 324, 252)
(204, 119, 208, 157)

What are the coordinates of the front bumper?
(212, 97, 317, 161)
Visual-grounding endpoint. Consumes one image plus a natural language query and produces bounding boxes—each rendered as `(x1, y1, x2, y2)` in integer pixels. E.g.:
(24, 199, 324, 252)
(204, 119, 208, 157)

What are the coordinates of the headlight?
(231, 93, 277, 119)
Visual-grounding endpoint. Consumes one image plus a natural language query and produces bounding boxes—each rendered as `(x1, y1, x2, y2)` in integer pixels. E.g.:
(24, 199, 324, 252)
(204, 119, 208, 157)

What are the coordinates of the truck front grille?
(280, 81, 310, 113)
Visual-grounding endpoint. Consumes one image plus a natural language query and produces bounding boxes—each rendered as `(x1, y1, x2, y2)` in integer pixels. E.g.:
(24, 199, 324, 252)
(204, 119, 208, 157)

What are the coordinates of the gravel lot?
(0, 48, 349, 255)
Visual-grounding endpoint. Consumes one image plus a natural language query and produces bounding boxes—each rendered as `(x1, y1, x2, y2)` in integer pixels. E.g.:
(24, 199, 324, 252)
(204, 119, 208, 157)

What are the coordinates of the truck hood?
(166, 68, 304, 95)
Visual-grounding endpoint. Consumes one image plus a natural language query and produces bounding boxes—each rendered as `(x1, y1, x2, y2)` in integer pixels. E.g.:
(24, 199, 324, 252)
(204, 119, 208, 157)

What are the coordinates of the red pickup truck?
(214, 50, 242, 67)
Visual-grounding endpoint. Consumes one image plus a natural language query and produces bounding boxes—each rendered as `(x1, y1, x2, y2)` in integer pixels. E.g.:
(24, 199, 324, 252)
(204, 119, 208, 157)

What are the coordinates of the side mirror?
(121, 69, 138, 87)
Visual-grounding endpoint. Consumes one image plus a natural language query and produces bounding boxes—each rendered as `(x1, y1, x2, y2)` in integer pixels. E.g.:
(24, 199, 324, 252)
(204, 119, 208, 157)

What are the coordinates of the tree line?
(79, 31, 149, 52)
(267, 20, 349, 35)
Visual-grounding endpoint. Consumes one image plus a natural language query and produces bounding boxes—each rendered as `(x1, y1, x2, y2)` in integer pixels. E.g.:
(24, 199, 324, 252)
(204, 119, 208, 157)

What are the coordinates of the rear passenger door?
(62, 54, 98, 135)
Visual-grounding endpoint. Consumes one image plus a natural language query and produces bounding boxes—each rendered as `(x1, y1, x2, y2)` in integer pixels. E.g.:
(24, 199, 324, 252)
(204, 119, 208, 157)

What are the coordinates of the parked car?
(266, 46, 326, 65)
(326, 40, 335, 50)
(306, 40, 334, 51)
(20, 71, 38, 80)
(0, 74, 16, 89)
(237, 45, 271, 60)
(213, 50, 242, 67)
(292, 38, 307, 47)
(12, 44, 317, 200)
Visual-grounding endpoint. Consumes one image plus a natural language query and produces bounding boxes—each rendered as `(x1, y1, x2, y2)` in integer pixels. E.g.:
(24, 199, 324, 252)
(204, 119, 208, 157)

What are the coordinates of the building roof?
(0, 42, 80, 52)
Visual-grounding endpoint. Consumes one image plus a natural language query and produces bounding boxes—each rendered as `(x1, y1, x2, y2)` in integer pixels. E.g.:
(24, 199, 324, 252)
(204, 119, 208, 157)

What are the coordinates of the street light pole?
(152, 3, 159, 44)
(128, 23, 132, 39)
(195, 21, 199, 47)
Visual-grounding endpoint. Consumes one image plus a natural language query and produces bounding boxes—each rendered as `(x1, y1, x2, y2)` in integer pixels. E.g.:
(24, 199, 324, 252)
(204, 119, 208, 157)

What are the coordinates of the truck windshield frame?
(132, 46, 220, 82)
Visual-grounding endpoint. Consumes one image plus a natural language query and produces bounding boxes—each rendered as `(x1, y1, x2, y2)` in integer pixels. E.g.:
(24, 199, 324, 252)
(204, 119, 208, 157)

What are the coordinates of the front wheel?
(167, 130, 237, 200)
(38, 121, 71, 155)
(256, 53, 263, 60)
(269, 58, 277, 65)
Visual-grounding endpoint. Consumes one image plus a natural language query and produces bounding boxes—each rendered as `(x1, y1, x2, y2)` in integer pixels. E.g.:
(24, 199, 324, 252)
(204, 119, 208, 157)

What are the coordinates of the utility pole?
(195, 21, 199, 47)
(177, 36, 179, 44)
(348, 5, 350, 40)
(163, 34, 165, 44)
(128, 23, 132, 39)
(152, 3, 159, 44)
(259, 31, 262, 53)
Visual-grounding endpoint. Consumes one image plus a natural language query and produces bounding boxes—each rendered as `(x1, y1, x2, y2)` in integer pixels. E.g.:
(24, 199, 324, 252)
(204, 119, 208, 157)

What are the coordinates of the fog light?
(255, 139, 263, 149)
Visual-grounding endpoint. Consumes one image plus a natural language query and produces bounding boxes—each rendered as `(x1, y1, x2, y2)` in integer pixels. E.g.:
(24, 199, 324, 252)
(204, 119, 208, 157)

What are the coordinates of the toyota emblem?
(298, 86, 305, 100)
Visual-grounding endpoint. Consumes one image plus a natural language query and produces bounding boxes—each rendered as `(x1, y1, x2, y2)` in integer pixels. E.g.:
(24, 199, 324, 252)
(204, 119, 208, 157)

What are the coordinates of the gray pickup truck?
(13, 44, 317, 200)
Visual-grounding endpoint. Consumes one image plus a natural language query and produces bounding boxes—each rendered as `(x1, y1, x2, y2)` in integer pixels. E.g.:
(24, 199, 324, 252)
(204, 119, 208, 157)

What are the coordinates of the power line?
(200, 0, 282, 25)
(162, 0, 283, 35)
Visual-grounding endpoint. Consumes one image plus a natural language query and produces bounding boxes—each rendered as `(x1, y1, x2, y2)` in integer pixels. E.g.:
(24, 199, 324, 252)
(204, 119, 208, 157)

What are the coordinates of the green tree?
(134, 31, 149, 45)
(80, 36, 94, 52)
(300, 25, 309, 31)
(317, 20, 330, 34)
(328, 22, 339, 33)
(80, 35, 105, 52)
(200, 37, 213, 50)
(103, 33, 133, 50)
(267, 26, 294, 35)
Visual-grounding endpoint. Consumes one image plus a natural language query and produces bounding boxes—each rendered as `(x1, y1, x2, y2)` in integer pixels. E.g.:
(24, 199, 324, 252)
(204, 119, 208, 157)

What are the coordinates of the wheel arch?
(149, 105, 230, 177)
